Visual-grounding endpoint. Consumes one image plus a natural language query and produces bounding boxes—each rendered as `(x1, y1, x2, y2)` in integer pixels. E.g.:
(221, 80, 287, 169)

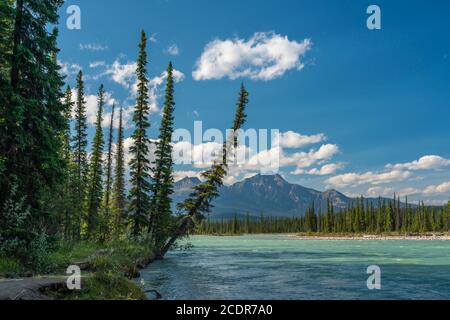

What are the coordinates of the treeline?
(0, 0, 249, 269)
(197, 197, 450, 235)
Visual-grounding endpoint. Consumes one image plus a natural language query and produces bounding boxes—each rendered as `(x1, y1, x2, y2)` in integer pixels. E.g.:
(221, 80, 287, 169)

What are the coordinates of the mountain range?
(172, 174, 401, 219)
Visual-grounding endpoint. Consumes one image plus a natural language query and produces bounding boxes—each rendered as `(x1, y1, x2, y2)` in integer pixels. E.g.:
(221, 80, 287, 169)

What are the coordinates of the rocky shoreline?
(290, 233, 450, 240)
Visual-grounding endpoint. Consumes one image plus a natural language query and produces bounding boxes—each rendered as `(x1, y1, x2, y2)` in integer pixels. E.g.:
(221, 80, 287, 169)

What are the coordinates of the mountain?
(172, 174, 402, 219)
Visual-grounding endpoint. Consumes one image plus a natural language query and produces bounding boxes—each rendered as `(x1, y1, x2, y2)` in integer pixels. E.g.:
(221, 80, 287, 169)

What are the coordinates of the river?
(139, 235, 450, 300)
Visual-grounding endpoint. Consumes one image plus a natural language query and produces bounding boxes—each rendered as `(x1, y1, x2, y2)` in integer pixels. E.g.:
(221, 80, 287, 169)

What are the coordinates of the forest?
(197, 198, 450, 235)
(0, 0, 248, 280)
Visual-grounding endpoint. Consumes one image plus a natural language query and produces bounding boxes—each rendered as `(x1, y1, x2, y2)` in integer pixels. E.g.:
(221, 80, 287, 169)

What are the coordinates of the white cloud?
(275, 131, 326, 149)
(423, 181, 450, 195)
(144, 69, 185, 114)
(293, 163, 344, 176)
(105, 60, 137, 88)
(173, 171, 201, 182)
(193, 32, 311, 81)
(326, 170, 412, 188)
(70, 89, 116, 127)
(284, 144, 339, 168)
(149, 69, 185, 88)
(165, 44, 180, 56)
(89, 61, 106, 68)
(149, 33, 158, 43)
(79, 43, 108, 51)
(58, 60, 81, 77)
(365, 186, 421, 198)
(386, 155, 450, 171)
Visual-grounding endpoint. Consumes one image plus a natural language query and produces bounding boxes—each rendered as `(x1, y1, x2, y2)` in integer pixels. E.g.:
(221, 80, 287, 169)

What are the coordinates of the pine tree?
(112, 106, 127, 238)
(326, 199, 334, 233)
(1, 0, 65, 242)
(150, 62, 176, 247)
(61, 86, 75, 239)
(160, 85, 249, 257)
(102, 103, 115, 239)
(86, 84, 105, 238)
(72, 70, 88, 239)
(445, 199, 450, 231)
(128, 30, 152, 237)
(0, 1, 14, 179)
(384, 202, 393, 232)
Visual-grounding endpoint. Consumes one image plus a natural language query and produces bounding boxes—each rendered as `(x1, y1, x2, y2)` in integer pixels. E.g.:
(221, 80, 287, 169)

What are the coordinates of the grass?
(0, 256, 24, 278)
(1, 240, 156, 300)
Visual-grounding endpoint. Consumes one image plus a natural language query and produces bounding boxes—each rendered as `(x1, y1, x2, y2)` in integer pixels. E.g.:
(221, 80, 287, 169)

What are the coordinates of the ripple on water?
(139, 235, 450, 300)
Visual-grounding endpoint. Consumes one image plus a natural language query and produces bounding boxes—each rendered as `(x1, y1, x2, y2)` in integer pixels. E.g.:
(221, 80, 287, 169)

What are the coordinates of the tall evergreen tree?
(0, 0, 65, 242)
(150, 62, 176, 247)
(102, 103, 115, 238)
(112, 106, 127, 238)
(86, 84, 106, 238)
(160, 85, 249, 257)
(0, 1, 14, 178)
(128, 30, 152, 237)
(72, 70, 88, 239)
(60, 86, 75, 239)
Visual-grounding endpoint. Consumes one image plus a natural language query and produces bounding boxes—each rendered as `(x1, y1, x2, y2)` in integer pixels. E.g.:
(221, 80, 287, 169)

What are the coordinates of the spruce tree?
(384, 203, 393, 232)
(61, 86, 75, 239)
(129, 30, 152, 237)
(86, 84, 105, 238)
(150, 62, 176, 247)
(1, 0, 65, 244)
(160, 85, 249, 257)
(102, 103, 115, 238)
(0, 1, 14, 178)
(72, 70, 88, 239)
(112, 107, 127, 238)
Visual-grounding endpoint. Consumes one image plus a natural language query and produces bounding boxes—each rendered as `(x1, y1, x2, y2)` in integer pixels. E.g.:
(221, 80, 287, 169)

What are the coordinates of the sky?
(57, 0, 450, 204)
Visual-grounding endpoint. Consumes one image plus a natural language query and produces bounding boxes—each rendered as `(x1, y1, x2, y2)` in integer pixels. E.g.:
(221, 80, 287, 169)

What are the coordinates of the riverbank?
(196, 232, 450, 240)
(291, 232, 450, 240)
(0, 241, 157, 300)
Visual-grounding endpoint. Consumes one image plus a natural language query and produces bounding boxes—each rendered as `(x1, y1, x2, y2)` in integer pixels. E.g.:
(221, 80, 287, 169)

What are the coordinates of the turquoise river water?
(139, 235, 450, 300)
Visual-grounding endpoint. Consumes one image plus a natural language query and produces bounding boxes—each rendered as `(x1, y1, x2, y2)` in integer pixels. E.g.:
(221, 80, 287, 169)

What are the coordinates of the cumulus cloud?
(274, 131, 326, 149)
(423, 181, 450, 195)
(386, 155, 450, 171)
(326, 170, 412, 188)
(104, 60, 137, 88)
(87, 58, 185, 124)
(284, 144, 339, 168)
(192, 32, 312, 81)
(293, 163, 344, 176)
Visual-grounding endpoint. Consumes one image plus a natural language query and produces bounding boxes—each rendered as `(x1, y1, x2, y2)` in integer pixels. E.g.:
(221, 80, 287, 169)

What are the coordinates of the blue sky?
(57, 0, 450, 204)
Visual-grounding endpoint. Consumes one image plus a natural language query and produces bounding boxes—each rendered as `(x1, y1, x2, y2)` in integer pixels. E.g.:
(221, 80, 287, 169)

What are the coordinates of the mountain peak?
(174, 176, 201, 189)
(248, 173, 287, 183)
